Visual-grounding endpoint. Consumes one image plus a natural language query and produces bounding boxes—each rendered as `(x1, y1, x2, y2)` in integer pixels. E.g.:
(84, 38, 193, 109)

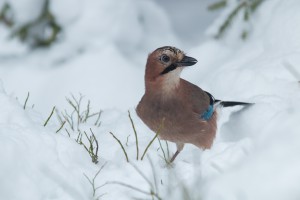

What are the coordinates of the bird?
(136, 46, 251, 162)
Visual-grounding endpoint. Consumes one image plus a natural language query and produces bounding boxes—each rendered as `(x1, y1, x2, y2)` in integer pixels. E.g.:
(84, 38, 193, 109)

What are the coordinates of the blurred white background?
(1, 1, 300, 200)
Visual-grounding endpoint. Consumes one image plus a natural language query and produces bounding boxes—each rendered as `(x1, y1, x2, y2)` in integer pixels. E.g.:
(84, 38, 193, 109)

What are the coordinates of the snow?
(0, 88, 98, 200)
(7, 0, 44, 26)
(1, 0, 300, 199)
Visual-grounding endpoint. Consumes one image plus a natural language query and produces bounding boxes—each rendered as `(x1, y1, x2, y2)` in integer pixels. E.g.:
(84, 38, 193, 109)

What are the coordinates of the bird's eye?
(160, 54, 170, 63)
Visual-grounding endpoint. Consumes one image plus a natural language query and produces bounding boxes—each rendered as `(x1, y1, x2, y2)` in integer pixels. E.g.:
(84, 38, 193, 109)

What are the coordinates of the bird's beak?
(177, 56, 198, 66)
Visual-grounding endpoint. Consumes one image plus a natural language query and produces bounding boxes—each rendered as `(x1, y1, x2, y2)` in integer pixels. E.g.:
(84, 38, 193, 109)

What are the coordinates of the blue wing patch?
(201, 105, 214, 120)
(201, 91, 215, 120)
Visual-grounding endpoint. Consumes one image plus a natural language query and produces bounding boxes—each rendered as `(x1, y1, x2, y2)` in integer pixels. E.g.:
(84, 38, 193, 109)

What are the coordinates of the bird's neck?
(161, 75, 180, 93)
(145, 76, 181, 99)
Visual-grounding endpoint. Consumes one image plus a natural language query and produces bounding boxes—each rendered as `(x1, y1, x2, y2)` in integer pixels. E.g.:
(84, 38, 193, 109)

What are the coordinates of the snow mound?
(0, 87, 98, 200)
(181, 0, 300, 199)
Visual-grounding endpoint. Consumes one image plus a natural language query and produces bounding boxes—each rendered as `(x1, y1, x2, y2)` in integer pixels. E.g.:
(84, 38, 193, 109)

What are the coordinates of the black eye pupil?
(161, 55, 170, 63)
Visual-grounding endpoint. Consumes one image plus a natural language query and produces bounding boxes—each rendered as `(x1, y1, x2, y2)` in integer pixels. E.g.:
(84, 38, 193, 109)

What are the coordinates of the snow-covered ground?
(1, 0, 300, 199)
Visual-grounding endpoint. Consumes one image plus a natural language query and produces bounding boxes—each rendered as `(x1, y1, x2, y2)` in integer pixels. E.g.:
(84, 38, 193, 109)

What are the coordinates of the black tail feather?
(215, 100, 253, 107)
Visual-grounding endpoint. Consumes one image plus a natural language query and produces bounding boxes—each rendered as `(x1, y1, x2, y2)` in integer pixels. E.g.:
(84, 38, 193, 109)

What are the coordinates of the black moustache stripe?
(160, 64, 177, 75)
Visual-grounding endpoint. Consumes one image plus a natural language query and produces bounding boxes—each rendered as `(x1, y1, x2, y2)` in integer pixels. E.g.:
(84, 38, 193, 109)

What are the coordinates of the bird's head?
(145, 46, 197, 91)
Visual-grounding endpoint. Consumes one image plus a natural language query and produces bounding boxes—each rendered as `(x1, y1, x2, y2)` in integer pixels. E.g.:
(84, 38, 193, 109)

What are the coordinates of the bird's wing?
(180, 79, 211, 116)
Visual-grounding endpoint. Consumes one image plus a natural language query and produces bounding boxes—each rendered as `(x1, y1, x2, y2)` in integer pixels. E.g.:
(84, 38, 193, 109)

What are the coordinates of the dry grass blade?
(94, 110, 102, 127)
(141, 119, 164, 160)
(130, 162, 154, 190)
(83, 100, 90, 123)
(75, 129, 99, 164)
(283, 61, 300, 81)
(109, 132, 129, 162)
(106, 181, 151, 196)
(23, 92, 30, 110)
(84, 129, 99, 164)
(165, 141, 170, 159)
(157, 138, 171, 165)
(55, 121, 66, 133)
(61, 110, 75, 131)
(128, 110, 139, 160)
(44, 106, 56, 127)
(147, 155, 158, 194)
(126, 134, 131, 146)
(75, 131, 83, 143)
(157, 138, 167, 162)
(61, 94, 102, 130)
(106, 181, 162, 200)
(65, 128, 71, 137)
(208, 0, 227, 11)
(141, 133, 158, 161)
(55, 94, 102, 164)
(84, 162, 107, 198)
(89, 128, 99, 163)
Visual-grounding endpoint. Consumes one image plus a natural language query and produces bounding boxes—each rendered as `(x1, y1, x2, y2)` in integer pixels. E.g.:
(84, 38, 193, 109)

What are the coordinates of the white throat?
(161, 67, 182, 94)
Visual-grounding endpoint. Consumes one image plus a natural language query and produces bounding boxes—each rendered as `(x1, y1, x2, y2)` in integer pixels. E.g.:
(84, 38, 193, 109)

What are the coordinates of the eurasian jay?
(136, 46, 250, 162)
